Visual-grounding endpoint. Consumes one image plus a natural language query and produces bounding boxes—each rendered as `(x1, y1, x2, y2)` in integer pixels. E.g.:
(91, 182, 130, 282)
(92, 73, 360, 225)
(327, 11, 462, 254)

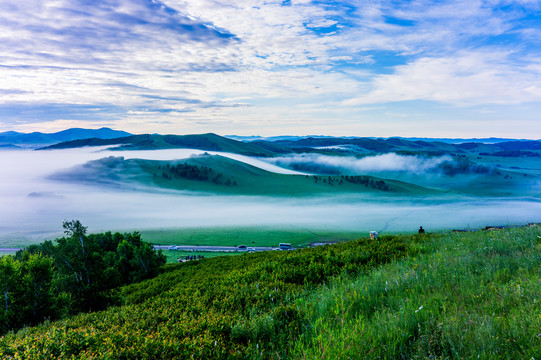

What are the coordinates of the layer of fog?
(1, 148, 540, 245)
(263, 153, 454, 175)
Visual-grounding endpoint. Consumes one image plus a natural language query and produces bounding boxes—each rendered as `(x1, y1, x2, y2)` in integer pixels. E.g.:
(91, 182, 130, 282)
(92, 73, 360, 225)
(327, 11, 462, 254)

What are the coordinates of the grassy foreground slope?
(1, 226, 540, 359)
(292, 227, 541, 359)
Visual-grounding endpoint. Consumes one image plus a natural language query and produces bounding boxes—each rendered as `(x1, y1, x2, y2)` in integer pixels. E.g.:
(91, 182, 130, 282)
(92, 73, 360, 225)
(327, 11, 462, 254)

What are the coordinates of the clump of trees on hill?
(437, 157, 492, 176)
(0, 220, 165, 335)
(158, 163, 238, 186)
(312, 175, 390, 191)
(343, 175, 389, 190)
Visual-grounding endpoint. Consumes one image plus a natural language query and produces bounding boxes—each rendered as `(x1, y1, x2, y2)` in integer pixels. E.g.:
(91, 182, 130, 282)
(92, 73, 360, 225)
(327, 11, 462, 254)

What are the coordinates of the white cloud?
(343, 50, 541, 106)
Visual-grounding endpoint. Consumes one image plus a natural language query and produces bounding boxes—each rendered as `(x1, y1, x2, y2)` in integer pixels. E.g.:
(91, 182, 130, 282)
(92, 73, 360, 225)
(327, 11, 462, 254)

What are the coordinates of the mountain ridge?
(0, 127, 132, 147)
(40, 132, 541, 156)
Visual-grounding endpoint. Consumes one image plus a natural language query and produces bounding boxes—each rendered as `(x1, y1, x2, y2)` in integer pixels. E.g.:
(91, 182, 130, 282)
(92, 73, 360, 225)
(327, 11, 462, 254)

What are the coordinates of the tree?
(1, 222, 167, 335)
(55, 220, 105, 312)
(0, 256, 21, 333)
(20, 253, 55, 326)
(63, 220, 87, 238)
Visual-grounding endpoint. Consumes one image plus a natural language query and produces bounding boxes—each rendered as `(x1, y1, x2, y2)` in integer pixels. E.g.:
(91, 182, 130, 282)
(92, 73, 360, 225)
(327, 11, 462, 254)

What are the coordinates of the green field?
(162, 250, 241, 263)
(141, 226, 363, 248)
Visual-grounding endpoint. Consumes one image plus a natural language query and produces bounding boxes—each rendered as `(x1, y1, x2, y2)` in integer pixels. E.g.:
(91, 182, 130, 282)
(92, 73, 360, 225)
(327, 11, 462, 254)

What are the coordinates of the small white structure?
(370, 231, 378, 240)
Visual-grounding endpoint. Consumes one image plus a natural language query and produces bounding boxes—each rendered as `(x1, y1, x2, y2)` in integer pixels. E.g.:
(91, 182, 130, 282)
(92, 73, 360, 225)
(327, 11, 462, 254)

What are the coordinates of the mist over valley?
(1, 132, 540, 245)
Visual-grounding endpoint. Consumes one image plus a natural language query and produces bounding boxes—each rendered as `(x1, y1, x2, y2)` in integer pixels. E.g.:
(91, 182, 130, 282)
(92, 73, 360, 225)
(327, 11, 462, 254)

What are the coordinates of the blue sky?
(1, 0, 540, 138)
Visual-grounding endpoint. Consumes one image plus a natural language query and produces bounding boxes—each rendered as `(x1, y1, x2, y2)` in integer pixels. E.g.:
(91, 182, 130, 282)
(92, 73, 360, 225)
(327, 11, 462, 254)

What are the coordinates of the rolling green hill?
(53, 154, 440, 196)
(1, 226, 539, 359)
(43, 133, 289, 157)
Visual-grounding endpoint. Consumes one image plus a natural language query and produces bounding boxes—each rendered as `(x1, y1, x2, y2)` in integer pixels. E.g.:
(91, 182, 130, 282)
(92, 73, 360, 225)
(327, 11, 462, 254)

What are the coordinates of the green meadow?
(1, 226, 539, 358)
(162, 250, 240, 263)
(140, 226, 363, 248)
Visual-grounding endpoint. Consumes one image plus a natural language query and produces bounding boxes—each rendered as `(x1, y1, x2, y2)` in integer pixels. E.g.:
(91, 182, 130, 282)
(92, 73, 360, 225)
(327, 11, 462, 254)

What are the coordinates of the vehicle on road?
(279, 243, 292, 250)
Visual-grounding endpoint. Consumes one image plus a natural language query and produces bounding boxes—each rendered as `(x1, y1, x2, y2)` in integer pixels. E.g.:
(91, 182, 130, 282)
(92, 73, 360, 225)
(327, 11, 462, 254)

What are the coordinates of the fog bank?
(0, 148, 539, 245)
(264, 153, 454, 175)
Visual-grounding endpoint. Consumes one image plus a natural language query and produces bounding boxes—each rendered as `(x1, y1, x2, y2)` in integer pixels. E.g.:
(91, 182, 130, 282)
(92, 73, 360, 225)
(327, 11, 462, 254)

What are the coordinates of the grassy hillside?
(43, 133, 288, 157)
(1, 226, 539, 358)
(57, 154, 439, 196)
(291, 226, 541, 359)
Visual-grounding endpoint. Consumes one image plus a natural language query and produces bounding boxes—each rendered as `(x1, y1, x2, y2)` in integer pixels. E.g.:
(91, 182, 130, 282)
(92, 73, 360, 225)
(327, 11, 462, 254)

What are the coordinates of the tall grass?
(291, 227, 541, 359)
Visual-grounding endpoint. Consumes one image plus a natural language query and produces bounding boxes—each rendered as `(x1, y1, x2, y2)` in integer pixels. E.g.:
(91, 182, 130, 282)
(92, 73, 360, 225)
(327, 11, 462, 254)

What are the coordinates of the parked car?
(237, 245, 247, 251)
(279, 243, 292, 250)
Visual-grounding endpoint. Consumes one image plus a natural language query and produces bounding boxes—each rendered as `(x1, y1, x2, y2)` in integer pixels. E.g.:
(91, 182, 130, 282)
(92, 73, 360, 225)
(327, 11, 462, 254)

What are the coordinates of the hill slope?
(1, 227, 539, 359)
(51, 154, 439, 196)
(43, 133, 289, 157)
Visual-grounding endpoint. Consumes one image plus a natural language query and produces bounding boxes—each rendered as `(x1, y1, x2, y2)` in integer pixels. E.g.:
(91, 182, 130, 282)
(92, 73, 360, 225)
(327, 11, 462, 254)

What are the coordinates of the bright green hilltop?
(54, 154, 440, 196)
(1, 226, 540, 359)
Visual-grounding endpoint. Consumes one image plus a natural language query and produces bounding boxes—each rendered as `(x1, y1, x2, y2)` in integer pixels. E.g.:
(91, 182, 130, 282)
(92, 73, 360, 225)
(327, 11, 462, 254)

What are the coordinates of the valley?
(0, 132, 539, 246)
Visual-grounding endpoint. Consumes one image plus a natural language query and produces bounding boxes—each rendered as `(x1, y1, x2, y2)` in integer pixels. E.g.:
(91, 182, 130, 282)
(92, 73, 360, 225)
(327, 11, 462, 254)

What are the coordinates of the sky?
(1, 0, 541, 138)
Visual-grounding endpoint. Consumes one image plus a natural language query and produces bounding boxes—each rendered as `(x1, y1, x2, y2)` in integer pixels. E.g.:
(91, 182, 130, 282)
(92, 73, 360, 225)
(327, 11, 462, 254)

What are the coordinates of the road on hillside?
(153, 245, 277, 252)
(0, 248, 21, 252)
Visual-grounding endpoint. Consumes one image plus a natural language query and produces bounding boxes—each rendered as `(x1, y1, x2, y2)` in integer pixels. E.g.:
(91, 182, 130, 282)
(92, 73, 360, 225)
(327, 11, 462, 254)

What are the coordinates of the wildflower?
(415, 305, 423, 313)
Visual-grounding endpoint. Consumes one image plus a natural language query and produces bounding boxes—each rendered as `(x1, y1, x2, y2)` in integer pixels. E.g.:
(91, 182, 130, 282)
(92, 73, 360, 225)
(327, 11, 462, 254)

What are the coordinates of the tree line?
(311, 175, 390, 191)
(0, 220, 165, 335)
(158, 163, 238, 186)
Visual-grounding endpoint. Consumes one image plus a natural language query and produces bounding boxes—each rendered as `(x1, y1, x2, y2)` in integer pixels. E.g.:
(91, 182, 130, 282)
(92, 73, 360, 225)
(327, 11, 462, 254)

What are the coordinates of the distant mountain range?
(41, 132, 541, 157)
(0, 127, 131, 148)
(226, 135, 538, 144)
(3, 127, 538, 150)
